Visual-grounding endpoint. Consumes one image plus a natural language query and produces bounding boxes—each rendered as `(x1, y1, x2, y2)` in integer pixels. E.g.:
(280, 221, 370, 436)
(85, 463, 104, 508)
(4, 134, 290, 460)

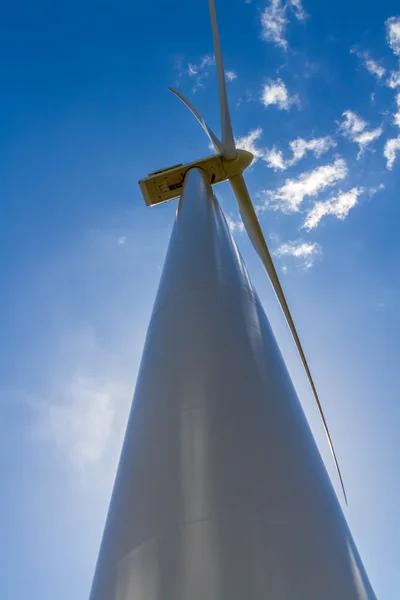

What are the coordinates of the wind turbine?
(88, 1, 377, 598)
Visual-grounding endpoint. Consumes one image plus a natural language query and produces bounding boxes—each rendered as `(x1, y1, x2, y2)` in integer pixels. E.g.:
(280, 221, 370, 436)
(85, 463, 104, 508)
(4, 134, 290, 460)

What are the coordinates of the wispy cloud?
(274, 240, 321, 269)
(261, 158, 348, 212)
(339, 110, 367, 136)
(225, 70, 238, 82)
(261, 78, 299, 110)
(234, 128, 288, 169)
(264, 136, 336, 171)
(261, 0, 308, 50)
(387, 71, 400, 89)
(186, 54, 215, 93)
(394, 92, 400, 127)
(386, 16, 400, 56)
(384, 136, 400, 169)
(182, 55, 237, 92)
(235, 127, 265, 162)
(117, 236, 127, 245)
(289, 136, 337, 163)
(353, 128, 383, 157)
(368, 183, 385, 196)
(351, 49, 386, 79)
(235, 130, 335, 172)
(288, 0, 307, 20)
(338, 110, 383, 157)
(187, 54, 215, 76)
(226, 214, 245, 234)
(261, 0, 289, 49)
(303, 187, 364, 230)
(264, 147, 287, 170)
(363, 56, 386, 79)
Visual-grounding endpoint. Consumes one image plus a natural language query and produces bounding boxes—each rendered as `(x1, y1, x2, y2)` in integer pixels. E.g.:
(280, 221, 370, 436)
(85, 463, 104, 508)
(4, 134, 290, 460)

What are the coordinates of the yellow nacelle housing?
(139, 150, 253, 207)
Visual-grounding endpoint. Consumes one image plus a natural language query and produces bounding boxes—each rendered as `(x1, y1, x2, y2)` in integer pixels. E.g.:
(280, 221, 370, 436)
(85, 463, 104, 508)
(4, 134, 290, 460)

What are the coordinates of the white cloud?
(187, 56, 236, 90)
(338, 110, 382, 157)
(289, 136, 337, 163)
(233, 126, 319, 172)
(368, 183, 385, 196)
(352, 49, 386, 79)
(303, 187, 364, 230)
(363, 56, 386, 79)
(387, 71, 400, 88)
(288, 0, 307, 20)
(263, 135, 336, 171)
(339, 110, 367, 136)
(117, 236, 127, 245)
(262, 158, 348, 213)
(394, 92, 400, 127)
(225, 70, 238, 82)
(353, 127, 383, 158)
(274, 240, 321, 269)
(226, 214, 245, 234)
(188, 63, 198, 76)
(261, 78, 299, 110)
(264, 147, 287, 170)
(386, 16, 400, 56)
(261, 0, 289, 49)
(235, 130, 335, 172)
(260, 0, 307, 50)
(200, 55, 215, 69)
(187, 54, 215, 75)
(235, 127, 264, 162)
(186, 54, 215, 93)
(384, 136, 400, 169)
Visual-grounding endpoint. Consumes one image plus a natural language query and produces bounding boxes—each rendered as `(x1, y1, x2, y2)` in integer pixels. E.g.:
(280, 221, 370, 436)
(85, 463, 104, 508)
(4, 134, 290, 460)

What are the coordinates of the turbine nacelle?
(139, 149, 253, 207)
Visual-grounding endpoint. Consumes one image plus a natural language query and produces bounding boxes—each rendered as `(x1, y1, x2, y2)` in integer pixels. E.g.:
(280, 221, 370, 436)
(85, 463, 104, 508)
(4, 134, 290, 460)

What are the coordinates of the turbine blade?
(208, 0, 237, 160)
(229, 173, 348, 505)
(169, 87, 223, 155)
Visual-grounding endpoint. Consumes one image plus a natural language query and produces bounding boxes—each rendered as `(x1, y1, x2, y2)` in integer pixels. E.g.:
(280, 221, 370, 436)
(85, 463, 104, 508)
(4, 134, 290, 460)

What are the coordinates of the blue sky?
(1, 0, 399, 598)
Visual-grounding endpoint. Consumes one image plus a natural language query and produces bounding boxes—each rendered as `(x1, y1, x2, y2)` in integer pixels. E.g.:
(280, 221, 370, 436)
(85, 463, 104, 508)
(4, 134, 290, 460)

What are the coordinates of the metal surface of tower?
(89, 169, 377, 599)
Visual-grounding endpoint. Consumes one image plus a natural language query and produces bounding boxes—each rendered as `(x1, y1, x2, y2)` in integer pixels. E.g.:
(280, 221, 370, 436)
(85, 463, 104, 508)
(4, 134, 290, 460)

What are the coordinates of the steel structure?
(89, 169, 376, 599)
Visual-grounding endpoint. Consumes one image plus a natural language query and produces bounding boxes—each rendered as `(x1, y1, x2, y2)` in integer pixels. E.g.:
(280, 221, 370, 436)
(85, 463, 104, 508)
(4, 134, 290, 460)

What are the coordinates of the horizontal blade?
(169, 87, 223, 155)
(208, 0, 237, 160)
(229, 173, 348, 505)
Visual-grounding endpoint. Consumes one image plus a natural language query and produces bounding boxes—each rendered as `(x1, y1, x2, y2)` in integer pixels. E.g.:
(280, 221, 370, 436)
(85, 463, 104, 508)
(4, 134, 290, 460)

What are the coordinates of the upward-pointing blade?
(229, 173, 348, 505)
(169, 87, 223, 155)
(208, 0, 237, 160)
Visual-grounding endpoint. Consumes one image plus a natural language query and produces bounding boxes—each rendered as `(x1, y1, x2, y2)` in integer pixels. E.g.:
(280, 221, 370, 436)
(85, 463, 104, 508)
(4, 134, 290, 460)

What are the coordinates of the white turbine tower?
(88, 1, 377, 598)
